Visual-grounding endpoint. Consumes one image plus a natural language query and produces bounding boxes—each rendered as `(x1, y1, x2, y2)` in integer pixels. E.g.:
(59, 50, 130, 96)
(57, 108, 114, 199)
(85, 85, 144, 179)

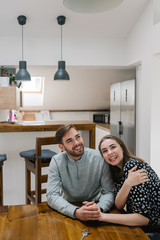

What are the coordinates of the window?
(21, 77, 43, 93)
(21, 77, 44, 106)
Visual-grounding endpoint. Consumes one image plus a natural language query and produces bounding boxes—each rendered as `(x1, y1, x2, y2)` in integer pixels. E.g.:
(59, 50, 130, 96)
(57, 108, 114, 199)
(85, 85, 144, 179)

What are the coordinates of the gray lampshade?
(15, 61, 31, 81)
(63, 0, 123, 13)
(54, 61, 70, 80)
(16, 15, 31, 81)
(54, 16, 70, 81)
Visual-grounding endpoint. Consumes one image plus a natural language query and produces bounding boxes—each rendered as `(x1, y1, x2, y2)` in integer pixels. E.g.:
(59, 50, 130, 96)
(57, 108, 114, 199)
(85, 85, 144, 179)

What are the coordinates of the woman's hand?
(115, 165, 149, 210)
(125, 165, 149, 187)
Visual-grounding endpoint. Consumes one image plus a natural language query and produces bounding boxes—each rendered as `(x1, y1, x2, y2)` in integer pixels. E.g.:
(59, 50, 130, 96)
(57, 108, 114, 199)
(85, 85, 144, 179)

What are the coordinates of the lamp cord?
(61, 25, 62, 61)
(22, 25, 24, 61)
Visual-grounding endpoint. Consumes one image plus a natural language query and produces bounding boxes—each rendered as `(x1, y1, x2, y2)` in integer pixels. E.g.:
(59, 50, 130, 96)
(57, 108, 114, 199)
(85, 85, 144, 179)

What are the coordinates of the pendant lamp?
(15, 15, 31, 81)
(63, 0, 123, 13)
(54, 15, 70, 80)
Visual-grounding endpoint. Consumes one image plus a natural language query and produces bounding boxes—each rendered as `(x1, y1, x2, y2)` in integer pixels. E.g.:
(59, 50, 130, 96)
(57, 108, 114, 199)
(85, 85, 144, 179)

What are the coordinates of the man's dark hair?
(55, 124, 78, 144)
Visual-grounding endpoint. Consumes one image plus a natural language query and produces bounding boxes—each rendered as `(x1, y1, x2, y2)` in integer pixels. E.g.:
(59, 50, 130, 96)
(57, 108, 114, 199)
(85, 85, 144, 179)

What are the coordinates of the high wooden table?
(0, 202, 149, 240)
(0, 121, 96, 149)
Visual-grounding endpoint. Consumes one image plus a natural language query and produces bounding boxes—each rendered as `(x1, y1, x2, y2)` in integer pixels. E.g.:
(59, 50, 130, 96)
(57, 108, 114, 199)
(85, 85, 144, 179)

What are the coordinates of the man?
(47, 124, 114, 221)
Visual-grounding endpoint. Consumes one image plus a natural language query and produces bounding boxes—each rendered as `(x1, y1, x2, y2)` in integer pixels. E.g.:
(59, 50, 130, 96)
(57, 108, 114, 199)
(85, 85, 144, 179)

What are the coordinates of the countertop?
(0, 120, 96, 149)
(96, 123, 110, 131)
(0, 120, 96, 132)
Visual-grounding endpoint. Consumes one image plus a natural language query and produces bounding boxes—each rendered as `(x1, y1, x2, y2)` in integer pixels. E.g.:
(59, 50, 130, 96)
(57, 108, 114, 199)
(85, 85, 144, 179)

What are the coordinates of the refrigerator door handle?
(125, 89, 128, 102)
(114, 90, 116, 101)
(118, 121, 123, 135)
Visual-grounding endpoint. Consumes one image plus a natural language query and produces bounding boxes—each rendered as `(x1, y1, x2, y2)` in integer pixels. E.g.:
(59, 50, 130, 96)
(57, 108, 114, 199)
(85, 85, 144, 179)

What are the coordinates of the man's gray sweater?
(47, 147, 114, 218)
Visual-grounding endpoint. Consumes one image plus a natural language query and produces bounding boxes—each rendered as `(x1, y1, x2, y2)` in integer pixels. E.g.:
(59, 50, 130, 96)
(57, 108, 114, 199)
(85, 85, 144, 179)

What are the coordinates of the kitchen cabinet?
(96, 125, 110, 150)
(0, 86, 22, 109)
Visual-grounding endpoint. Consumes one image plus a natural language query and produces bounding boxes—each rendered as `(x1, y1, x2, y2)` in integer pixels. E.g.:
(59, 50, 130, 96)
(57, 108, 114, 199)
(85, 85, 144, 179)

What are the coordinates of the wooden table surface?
(0, 202, 149, 240)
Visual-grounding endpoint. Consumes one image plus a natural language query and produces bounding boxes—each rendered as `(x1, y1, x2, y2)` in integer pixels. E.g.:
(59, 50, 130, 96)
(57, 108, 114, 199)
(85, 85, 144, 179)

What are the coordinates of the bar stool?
(0, 154, 7, 206)
(19, 136, 58, 204)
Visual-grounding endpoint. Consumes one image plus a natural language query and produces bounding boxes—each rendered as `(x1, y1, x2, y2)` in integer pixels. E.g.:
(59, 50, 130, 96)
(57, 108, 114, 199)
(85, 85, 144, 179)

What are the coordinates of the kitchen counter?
(0, 120, 96, 148)
(96, 123, 110, 131)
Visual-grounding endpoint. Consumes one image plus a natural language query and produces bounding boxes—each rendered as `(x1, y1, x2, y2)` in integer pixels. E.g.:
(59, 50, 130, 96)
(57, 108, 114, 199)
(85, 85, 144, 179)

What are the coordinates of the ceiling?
(0, 0, 149, 40)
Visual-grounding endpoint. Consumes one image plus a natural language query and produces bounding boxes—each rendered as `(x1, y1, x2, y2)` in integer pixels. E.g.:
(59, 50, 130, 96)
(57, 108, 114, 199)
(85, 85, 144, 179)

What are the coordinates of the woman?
(98, 135, 160, 231)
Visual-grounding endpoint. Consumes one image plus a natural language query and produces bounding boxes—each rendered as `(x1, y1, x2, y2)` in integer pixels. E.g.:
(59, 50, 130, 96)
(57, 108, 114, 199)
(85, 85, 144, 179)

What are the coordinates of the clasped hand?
(74, 201, 101, 221)
(126, 165, 149, 187)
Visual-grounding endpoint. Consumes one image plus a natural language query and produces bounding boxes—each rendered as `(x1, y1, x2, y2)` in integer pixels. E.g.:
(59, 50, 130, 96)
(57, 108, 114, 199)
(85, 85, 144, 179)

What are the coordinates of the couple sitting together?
(46, 124, 160, 236)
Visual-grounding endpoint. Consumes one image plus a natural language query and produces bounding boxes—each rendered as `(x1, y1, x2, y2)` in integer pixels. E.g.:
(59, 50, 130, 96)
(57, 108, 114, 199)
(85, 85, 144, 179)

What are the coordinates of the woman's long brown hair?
(99, 135, 144, 182)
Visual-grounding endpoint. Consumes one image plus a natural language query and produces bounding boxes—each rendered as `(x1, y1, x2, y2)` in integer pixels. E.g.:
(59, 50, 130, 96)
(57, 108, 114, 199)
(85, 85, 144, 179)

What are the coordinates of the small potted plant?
(1, 66, 8, 76)
(9, 74, 16, 86)
(0, 66, 10, 86)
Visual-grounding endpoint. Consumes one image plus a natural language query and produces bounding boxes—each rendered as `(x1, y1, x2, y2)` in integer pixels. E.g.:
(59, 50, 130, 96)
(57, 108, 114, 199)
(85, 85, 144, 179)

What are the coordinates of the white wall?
(150, 54, 160, 177)
(20, 66, 136, 110)
(126, 0, 160, 176)
(154, 0, 160, 24)
(0, 110, 9, 121)
(0, 36, 126, 66)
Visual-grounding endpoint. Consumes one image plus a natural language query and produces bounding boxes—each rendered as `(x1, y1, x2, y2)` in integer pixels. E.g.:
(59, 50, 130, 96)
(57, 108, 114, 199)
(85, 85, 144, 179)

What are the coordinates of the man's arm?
(47, 159, 102, 221)
(97, 161, 115, 212)
(46, 158, 78, 218)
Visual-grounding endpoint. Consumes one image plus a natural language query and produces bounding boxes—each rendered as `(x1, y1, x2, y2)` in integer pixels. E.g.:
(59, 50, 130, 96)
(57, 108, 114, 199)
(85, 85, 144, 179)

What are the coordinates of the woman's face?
(100, 138, 124, 169)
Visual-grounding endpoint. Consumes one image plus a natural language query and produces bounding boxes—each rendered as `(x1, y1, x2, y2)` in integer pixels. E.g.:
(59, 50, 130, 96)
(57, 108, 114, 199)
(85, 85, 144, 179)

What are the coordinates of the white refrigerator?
(110, 79, 136, 154)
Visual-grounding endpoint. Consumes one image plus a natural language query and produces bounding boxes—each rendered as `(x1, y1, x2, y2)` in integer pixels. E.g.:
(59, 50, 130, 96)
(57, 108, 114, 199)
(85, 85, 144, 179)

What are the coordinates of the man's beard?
(65, 144, 84, 159)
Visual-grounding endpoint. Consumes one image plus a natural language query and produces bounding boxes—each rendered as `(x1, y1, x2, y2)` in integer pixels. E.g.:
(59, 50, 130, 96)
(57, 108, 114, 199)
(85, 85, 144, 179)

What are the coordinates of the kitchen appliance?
(93, 113, 110, 124)
(110, 79, 136, 154)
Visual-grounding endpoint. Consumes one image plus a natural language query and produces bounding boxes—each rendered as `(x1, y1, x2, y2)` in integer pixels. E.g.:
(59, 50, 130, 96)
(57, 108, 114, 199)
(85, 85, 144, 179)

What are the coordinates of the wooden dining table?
(0, 202, 150, 240)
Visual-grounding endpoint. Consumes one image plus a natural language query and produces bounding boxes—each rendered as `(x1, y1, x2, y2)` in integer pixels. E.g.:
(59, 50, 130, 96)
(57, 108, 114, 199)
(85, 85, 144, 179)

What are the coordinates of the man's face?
(59, 128, 84, 160)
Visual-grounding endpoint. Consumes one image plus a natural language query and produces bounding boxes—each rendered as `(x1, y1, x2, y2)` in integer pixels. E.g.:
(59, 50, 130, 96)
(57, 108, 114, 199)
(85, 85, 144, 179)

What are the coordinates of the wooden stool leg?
(25, 161, 31, 204)
(0, 164, 3, 206)
(35, 159, 42, 203)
